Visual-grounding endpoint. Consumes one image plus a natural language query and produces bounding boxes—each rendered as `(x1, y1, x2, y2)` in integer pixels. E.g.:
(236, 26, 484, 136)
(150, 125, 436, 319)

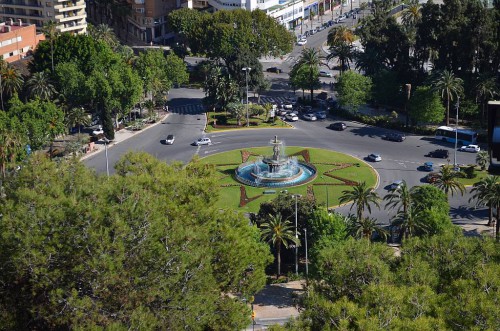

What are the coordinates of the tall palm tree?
(432, 165, 465, 197)
(476, 150, 489, 171)
(475, 75, 498, 125)
(296, 48, 321, 101)
(401, 0, 421, 28)
(260, 213, 300, 278)
(26, 71, 57, 101)
(1, 66, 24, 99)
(327, 43, 354, 75)
(488, 183, 500, 239)
(65, 107, 91, 134)
(431, 70, 464, 126)
(469, 176, 500, 227)
(339, 182, 380, 221)
(42, 20, 58, 73)
(327, 26, 354, 47)
(384, 180, 414, 217)
(392, 205, 428, 240)
(89, 23, 118, 49)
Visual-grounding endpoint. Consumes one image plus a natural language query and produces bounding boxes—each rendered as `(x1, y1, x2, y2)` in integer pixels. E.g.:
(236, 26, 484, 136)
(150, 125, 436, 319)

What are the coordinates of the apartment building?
(0, 20, 45, 62)
(208, 0, 304, 30)
(0, 0, 87, 35)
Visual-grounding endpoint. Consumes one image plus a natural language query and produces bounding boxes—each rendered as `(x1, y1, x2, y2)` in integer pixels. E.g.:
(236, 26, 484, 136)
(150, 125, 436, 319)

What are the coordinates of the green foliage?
(371, 69, 403, 108)
(336, 71, 373, 112)
(408, 86, 445, 125)
(0, 152, 272, 329)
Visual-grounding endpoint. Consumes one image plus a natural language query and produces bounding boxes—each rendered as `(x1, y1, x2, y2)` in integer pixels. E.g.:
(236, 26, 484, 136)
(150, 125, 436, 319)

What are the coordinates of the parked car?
(315, 111, 327, 119)
(165, 134, 175, 145)
(309, 29, 316, 35)
(459, 144, 480, 153)
(382, 132, 406, 142)
(368, 153, 382, 162)
(266, 67, 281, 73)
(296, 38, 307, 46)
(91, 126, 104, 136)
(427, 149, 449, 159)
(316, 91, 329, 100)
(192, 137, 211, 146)
(389, 180, 403, 190)
(285, 113, 299, 121)
(329, 122, 346, 131)
(303, 113, 317, 121)
(327, 20, 334, 26)
(278, 108, 288, 116)
(283, 103, 294, 110)
(319, 70, 333, 77)
(423, 162, 434, 171)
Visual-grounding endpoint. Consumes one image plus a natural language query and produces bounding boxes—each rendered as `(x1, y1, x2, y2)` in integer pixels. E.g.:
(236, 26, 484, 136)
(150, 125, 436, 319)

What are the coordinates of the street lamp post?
(304, 228, 309, 277)
(293, 194, 302, 276)
(405, 84, 411, 127)
(103, 138, 110, 177)
(454, 97, 460, 170)
(242, 67, 251, 127)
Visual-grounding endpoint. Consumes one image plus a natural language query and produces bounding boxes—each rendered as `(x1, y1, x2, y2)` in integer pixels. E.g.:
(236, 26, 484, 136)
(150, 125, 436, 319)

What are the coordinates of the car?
(327, 20, 334, 26)
(382, 132, 406, 142)
(165, 134, 175, 145)
(319, 70, 333, 77)
(283, 103, 293, 110)
(285, 113, 299, 121)
(303, 113, 317, 121)
(278, 108, 288, 116)
(427, 149, 449, 159)
(423, 162, 434, 171)
(459, 144, 480, 153)
(389, 180, 403, 190)
(309, 29, 315, 35)
(352, 14, 357, 19)
(315, 111, 327, 119)
(91, 126, 104, 136)
(329, 122, 346, 131)
(266, 67, 281, 73)
(368, 153, 382, 162)
(192, 137, 211, 146)
(296, 38, 307, 46)
(316, 91, 328, 100)
(425, 172, 440, 184)
(338, 15, 346, 21)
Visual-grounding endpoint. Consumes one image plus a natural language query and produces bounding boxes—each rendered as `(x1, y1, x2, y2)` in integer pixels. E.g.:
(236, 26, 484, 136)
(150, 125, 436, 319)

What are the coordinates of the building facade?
(0, 20, 45, 62)
(0, 0, 87, 35)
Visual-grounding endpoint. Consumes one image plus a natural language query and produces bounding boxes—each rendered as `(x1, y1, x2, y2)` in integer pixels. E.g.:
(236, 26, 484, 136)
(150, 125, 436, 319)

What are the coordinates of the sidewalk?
(80, 112, 170, 161)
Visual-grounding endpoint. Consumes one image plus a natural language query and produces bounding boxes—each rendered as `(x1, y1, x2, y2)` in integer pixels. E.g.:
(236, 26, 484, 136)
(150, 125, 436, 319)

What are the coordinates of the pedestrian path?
(169, 103, 206, 115)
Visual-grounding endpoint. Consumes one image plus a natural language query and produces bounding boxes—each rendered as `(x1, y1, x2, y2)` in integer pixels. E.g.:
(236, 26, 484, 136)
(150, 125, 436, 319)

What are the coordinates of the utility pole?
(242, 67, 252, 127)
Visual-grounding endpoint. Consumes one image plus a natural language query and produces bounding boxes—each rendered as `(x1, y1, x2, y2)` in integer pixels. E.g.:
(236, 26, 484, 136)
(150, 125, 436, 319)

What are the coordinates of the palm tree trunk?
(276, 243, 281, 278)
(488, 204, 492, 226)
(496, 206, 500, 240)
(446, 94, 450, 126)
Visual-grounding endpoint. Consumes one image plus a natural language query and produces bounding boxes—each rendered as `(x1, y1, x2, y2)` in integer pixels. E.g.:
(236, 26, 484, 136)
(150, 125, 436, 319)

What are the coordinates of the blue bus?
(434, 126, 478, 146)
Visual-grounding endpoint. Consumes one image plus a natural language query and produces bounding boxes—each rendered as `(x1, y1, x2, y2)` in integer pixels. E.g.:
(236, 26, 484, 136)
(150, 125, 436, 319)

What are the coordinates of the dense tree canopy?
(0, 152, 272, 329)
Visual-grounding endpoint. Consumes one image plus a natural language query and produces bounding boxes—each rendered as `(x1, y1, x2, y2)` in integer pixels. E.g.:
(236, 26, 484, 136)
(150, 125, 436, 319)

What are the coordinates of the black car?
(266, 67, 281, 73)
(329, 122, 347, 131)
(382, 133, 406, 142)
(427, 149, 450, 159)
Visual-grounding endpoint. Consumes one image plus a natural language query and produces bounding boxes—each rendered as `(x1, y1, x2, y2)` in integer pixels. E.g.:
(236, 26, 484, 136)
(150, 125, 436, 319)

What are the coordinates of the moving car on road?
(459, 144, 480, 153)
(192, 137, 211, 146)
(389, 180, 403, 190)
(165, 134, 175, 145)
(329, 122, 346, 131)
(319, 70, 333, 77)
(427, 149, 449, 159)
(425, 172, 440, 183)
(285, 113, 299, 121)
(296, 38, 307, 46)
(266, 67, 281, 73)
(382, 132, 406, 142)
(423, 162, 434, 171)
(303, 113, 317, 121)
(368, 153, 382, 162)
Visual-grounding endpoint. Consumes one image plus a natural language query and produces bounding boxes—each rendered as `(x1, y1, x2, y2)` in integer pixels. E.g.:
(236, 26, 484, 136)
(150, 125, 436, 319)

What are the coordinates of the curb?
(80, 113, 170, 161)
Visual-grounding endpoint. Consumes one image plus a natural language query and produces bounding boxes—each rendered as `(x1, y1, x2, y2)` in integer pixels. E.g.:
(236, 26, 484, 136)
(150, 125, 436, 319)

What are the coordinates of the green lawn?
(200, 147, 378, 213)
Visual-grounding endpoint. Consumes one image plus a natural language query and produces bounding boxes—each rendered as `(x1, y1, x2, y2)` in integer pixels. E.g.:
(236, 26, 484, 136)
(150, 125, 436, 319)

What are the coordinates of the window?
(136, 8, 144, 13)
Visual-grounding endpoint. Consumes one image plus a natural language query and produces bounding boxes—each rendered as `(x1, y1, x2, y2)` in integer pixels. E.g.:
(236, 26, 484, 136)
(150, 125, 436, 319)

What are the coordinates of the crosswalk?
(258, 96, 295, 105)
(169, 104, 206, 115)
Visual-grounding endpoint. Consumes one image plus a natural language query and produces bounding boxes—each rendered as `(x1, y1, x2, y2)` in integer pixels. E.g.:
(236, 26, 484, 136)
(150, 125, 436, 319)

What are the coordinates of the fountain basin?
(236, 161, 317, 187)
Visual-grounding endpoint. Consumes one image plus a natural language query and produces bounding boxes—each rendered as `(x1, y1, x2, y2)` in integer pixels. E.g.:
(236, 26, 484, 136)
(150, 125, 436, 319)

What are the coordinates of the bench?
(263, 190, 276, 195)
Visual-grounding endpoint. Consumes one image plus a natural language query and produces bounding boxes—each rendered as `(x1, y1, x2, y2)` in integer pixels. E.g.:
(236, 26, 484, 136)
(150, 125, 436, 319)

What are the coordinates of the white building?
(208, 0, 304, 30)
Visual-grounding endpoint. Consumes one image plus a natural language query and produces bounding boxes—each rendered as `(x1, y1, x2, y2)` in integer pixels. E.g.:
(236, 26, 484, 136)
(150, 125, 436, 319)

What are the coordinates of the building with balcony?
(0, 20, 45, 62)
(0, 0, 87, 35)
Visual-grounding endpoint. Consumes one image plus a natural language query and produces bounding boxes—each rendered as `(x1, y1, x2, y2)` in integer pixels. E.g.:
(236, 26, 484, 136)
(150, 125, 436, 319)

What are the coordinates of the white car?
(91, 126, 104, 136)
(283, 103, 293, 110)
(303, 113, 317, 121)
(319, 70, 333, 77)
(389, 180, 403, 190)
(368, 153, 382, 162)
(459, 144, 480, 153)
(285, 113, 299, 121)
(165, 134, 175, 145)
(192, 137, 211, 146)
(296, 38, 307, 46)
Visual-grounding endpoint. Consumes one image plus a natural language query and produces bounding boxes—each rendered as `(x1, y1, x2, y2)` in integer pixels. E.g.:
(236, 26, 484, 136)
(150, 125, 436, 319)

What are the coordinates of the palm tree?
(26, 71, 57, 101)
(0, 59, 7, 111)
(489, 183, 500, 239)
(42, 20, 58, 73)
(432, 165, 465, 197)
(476, 150, 489, 171)
(469, 176, 500, 227)
(475, 75, 498, 125)
(349, 217, 388, 241)
(383, 180, 414, 217)
(401, 0, 421, 28)
(260, 213, 300, 278)
(89, 23, 118, 49)
(327, 43, 354, 75)
(392, 205, 429, 240)
(296, 48, 321, 101)
(339, 182, 380, 221)
(1, 66, 24, 99)
(327, 26, 354, 47)
(0, 129, 23, 177)
(65, 107, 91, 134)
(431, 70, 464, 126)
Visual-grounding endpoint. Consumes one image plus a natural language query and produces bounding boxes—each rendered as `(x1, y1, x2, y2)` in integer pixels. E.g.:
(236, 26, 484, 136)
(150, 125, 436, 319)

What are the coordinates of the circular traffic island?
(199, 138, 378, 213)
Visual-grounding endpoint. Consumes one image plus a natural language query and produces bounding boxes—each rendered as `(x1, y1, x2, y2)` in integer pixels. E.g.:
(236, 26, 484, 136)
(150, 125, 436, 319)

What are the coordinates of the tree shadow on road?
(253, 284, 303, 309)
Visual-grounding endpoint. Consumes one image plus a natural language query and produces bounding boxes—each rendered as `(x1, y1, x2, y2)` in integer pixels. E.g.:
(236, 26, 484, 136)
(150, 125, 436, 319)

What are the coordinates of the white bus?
(434, 126, 478, 146)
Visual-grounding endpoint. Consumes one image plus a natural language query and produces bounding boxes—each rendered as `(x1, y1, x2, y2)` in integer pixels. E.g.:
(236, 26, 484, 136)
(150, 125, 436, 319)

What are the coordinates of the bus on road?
(434, 126, 478, 146)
